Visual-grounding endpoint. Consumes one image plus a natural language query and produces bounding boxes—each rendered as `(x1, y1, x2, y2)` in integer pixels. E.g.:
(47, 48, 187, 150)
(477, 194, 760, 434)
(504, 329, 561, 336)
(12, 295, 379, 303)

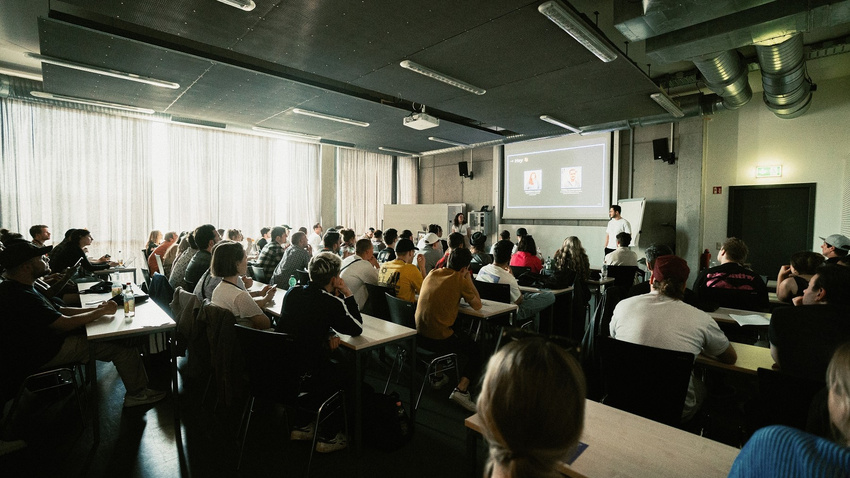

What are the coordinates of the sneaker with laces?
(449, 388, 476, 412)
(123, 388, 167, 408)
(429, 373, 449, 390)
(290, 422, 315, 441)
(315, 432, 347, 453)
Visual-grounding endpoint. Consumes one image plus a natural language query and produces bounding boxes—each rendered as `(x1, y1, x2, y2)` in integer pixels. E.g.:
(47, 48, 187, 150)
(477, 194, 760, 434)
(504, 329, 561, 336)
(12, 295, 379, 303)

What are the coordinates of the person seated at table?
(49, 228, 117, 273)
(255, 227, 271, 254)
(313, 229, 341, 257)
(339, 238, 379, 310)
(0, 239, 165, 414)
(490, 230, 511, 255)
(728, 341, 850, 477)
(183, 224, 221, 292)
(272, 231, 312, 289)
(29, 224, 51, 247)
(415, 248, 482, 412)
(510, 235, 543, 274)
(551, 236, 590, 288)
(477, 240, 555, 331)
(776, 251, 825, 303)
(400, 229, 414, 242)
(769, 264, 850, 381)
(415, 232, 442, 274)
(371, 229, 386, 253)
(626, 243, 699, 307)
(255, 226, 288, 280)
(469, 232, 492, 272)
(478, 337, 586, 478)
(821, 234, 850, 265)
(434, 232, 465, 270)
(147, 231, 177, 275)
(168, 232, 198, 289)
(610, 255, 736, 421)
(144, 230, 162, 259)
(377, 238, 425, 302)
(692, 237, 769, 311)
(603, 232, 638, 266)
(275, 252, 362, 453)
(339, 228, 356, 259)
(208, 241, 275, 329)
(376, 228, 398, 263)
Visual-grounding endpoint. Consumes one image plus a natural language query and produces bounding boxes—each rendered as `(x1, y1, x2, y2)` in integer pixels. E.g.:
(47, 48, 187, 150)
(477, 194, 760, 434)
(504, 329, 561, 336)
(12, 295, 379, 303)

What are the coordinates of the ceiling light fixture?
(650, 92, 685, 118)
(379, 146, 420, 157)
(216, 0, 256, 11)
(428, 136, 469, 147)
(30, 91, 155, 114)
(539, 115, 582, 133)
(291, 108, 369, 127)
(399, 60, 486, 95)
(252, 126, 321, 141)
(538, 1, 618, 63)
(25, 53, 180, 89)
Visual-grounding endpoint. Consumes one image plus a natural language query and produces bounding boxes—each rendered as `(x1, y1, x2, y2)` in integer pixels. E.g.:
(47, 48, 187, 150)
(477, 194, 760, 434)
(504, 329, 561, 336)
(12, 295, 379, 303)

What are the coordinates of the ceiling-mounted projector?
(403, 112, 439, 130)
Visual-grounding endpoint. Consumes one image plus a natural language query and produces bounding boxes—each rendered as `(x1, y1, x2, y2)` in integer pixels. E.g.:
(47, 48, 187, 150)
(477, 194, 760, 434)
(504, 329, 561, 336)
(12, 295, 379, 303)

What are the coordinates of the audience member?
(416, 232, 442, 274)
(272, 231, 312, 289)
(776, 251, 826, 303)
(147, 231, 177, 275)
(371, 229, 386, 253)
(169, 232, 198, 289)
(610, 255, 736, 420)
(49, 228, 117, 273)
(469, 232, 492, 271)
(552, 236, 589, 286)
(626, 243, 699, 306)
(362, 227, 375, 240)
(769, 264, 850, 380)
(400, 229, 414, 241)
(692, 237, 768, 311)
(377, 228, 398, 262)
(255, 227, 271, 253)
(314, 229, 341, 256)
(208, 241, 274, 329)
(821, 234, 850, 265)
(477, 240, 555, 330)
(377, 238, 425, 302)
(490, 230, 511, 255)
(144, 230, 162, 259)
(478, 337, 586, 478)
(513, 228, 527, 254)
(255, 226, 288, 280)
(339, 238, 379, 310)
(603, 232, 638, 266)
(434, 232, 465, 270)
(728, 341, 850, 477)
(275, 252, 362, 453)
(604, 205, 632, 256)
(339, 229, 356, 259)
(308, 223, 324, 252)
(415, 248, 482, 412)
(29, 225, 51, 247)
(183, 224, 221, 291)
(510, 235, 543, 273)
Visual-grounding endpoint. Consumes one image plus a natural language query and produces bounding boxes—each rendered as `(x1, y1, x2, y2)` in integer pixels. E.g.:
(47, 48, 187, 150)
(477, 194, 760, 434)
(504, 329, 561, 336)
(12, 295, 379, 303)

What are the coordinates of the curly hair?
(553, 236, 590, 281)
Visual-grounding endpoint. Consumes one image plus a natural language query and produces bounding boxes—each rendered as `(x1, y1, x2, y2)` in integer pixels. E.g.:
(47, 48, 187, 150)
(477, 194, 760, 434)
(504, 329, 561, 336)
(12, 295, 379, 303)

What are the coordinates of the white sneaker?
(124, 388, 167, 408)
(315, 432, 347, 453)
(0, 439, 27, 456)
(290, 422, 315, 441)
(449, 388, 476, 412)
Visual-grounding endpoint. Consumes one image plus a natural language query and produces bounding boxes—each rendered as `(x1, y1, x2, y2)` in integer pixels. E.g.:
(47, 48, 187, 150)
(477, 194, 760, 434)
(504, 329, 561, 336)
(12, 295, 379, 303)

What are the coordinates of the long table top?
(696, 341, 775, 375)
(466, 399, 739, 478)
(457, 299, 517, 319)
(709, 307, 771, 326)
(81, 282, 175, 340)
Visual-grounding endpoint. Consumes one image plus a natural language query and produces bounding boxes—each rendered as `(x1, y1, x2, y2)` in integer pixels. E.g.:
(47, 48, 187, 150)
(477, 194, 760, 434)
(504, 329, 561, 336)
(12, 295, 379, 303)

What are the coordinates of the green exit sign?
(756, 165, 782, 177)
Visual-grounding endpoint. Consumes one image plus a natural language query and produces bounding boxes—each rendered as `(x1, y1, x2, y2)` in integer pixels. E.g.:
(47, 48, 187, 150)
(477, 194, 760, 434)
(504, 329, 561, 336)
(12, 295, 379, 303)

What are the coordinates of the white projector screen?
(503, 133, 613, 220)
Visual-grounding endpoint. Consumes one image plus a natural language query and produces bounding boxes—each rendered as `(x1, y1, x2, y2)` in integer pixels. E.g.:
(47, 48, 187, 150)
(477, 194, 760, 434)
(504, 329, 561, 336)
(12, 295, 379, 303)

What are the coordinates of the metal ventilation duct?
(756, 34, 814, 119)
(692, 51, 753, 110)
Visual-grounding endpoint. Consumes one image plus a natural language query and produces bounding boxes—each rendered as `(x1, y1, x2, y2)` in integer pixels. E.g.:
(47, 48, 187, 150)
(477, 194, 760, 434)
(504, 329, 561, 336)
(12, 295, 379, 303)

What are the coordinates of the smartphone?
(73, 257, 83, 268)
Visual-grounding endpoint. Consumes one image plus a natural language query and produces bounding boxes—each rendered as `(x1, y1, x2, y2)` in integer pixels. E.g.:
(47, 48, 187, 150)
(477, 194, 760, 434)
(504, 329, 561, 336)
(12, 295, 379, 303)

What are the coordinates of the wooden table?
(81, 282, 179, 443)
(518, 284, 574, 335)
(709, 307, 771, 326)
(465, 399, 739, 478)
(696, 342, 775, 376)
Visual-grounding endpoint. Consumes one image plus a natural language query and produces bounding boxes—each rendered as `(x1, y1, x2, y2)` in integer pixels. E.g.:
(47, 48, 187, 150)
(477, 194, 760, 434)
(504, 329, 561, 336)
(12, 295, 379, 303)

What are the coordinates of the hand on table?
(97, 300, 119, 315)
(328, 335, 341, 351)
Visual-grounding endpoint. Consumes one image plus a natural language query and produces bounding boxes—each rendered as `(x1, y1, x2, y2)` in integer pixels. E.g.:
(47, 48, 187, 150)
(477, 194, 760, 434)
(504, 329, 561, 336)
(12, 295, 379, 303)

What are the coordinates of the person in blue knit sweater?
(729, 341, 850, 477)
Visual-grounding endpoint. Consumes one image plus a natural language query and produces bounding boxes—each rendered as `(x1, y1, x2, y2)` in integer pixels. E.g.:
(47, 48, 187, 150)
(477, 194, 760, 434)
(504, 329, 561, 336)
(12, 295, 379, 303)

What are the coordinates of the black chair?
(473, 280, 529, 349)
(384, 293, 459, 410)
(580, 286, 624, 400)
(149, 272, 175, 314)
(751, 368, 826, 432)
(509, 265, 531, 278)
(363, 283, 395, 320)
(1, 366, 86, 438)
(697, 287, 769, 312)
(250, 265, 268, 283)
(605, 265, 639, 290)
(598, 337, 694, 427)
(233, 324, 348, 475)
(294, 269, 310, 286)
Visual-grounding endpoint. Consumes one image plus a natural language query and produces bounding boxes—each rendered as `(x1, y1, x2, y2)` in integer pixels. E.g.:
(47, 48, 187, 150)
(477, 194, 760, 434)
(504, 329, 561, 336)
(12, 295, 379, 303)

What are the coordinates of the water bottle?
(288, 275, 297, 288)
(123, 282, 135, 321)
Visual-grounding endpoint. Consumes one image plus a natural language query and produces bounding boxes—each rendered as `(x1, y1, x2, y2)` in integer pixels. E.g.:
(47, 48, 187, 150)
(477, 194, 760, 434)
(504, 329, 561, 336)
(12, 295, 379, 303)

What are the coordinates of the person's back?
(272, 231, 311, 289)
(415, 267, 477, 340)
(693, 237, 768, 311)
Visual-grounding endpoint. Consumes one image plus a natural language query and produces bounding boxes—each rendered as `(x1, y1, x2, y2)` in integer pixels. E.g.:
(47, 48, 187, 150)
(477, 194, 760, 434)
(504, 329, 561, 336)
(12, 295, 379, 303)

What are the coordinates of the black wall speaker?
(652, 138, 669, 160)
(458, 161, 473, 179)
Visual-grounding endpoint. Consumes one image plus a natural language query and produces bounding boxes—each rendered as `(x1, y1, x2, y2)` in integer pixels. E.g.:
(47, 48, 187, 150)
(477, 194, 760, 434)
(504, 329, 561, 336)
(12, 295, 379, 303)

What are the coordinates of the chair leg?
(236, 397, 255, 470)
(384, 347, 402, 393)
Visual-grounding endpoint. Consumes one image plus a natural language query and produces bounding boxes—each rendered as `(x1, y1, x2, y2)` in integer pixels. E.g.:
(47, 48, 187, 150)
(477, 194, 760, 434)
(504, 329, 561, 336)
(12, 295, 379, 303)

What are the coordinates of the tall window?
(335, 148, 393, 235)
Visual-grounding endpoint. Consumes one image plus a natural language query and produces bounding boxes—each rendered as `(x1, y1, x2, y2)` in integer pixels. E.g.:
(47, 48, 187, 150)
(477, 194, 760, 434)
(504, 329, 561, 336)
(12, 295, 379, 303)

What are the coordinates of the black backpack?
(363, 390, 413, 451)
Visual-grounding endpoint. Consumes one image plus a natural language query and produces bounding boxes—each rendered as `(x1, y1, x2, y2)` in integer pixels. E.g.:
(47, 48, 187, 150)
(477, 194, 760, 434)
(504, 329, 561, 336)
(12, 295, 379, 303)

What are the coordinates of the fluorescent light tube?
(538, 1, 618, 63)
(539, 115, 582, 133)
(252, 126, 321, 141)
(25, 53, 179, 89)
(30, 91, 155, 114)
(650, 92, 685, 118)
(399, 60, 486, 95)
(428, 137, 469, 146)
(379, 146, 420, 157)
(291, 108, 369, 127)
(216, 0, 256, 11)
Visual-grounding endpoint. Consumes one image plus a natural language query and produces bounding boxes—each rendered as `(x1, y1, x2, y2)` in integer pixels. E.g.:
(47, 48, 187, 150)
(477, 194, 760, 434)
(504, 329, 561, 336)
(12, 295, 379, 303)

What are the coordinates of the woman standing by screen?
(452, 212, 471, 248)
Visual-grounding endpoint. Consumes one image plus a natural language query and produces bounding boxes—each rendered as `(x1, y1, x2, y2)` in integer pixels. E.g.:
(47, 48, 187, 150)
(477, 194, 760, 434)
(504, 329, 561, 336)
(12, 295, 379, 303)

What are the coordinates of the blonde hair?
(827, 341, 850, 443)
(553, 236, 590, 281)
(479, 338, 586, 478)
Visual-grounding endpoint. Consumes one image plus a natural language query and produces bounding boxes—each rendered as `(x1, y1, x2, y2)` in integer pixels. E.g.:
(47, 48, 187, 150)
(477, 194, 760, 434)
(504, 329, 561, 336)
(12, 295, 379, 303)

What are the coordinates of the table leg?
(353, 350, 364, 457)
(169, 331, 181, 441)
(409, 336, 417, 426)
(88, 359, 99, 444)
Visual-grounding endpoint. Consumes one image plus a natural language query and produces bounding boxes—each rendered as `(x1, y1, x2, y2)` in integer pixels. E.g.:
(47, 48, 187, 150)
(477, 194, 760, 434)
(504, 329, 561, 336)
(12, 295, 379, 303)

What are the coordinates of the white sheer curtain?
(336, 148, 393, 234)
(0, 98, 320, 268)
(396, 156, 419, 204)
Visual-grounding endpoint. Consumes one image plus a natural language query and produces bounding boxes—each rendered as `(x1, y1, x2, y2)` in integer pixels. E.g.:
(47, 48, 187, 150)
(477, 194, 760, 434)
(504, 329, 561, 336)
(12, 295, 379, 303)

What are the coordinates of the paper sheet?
(729, 314, 770, 326)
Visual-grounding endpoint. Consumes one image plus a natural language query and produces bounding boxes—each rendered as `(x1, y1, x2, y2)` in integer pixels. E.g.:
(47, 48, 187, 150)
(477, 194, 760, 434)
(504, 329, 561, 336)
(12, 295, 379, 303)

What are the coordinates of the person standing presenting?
(604, 205, 631, 257)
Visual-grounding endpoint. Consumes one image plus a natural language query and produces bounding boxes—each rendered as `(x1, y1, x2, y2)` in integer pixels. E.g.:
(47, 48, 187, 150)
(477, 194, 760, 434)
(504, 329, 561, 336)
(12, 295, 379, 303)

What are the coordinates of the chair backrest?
(698, 286, 767, 312)
(154, 254, 165, 275)
(598, 337, 694, 426)
(364, 283, 395, 320)
(605, 265, 638, 290)
(473, 280, 512, 304)
(755, 368, 826, 431)
(385, 293, 416, 329)
(233, 324, 301, 403)
(250, 265, 268, 283)
(294, 269, 310, 285)
(581, 286, 625, 400)
(509, 265, 531, 277)
(149, 272, 175, 314)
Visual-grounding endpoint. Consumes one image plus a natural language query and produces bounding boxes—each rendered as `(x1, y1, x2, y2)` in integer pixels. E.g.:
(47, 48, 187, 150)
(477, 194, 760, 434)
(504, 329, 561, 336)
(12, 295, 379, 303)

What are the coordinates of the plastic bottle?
(288, 275, 297, 288)
(123, 282, 135, 321)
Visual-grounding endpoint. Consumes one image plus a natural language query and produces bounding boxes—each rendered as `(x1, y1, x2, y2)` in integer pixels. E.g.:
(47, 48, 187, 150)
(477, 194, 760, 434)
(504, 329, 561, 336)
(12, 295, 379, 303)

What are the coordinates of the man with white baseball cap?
(820, 234, 850, 265)
(416, 232, 442, 275)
